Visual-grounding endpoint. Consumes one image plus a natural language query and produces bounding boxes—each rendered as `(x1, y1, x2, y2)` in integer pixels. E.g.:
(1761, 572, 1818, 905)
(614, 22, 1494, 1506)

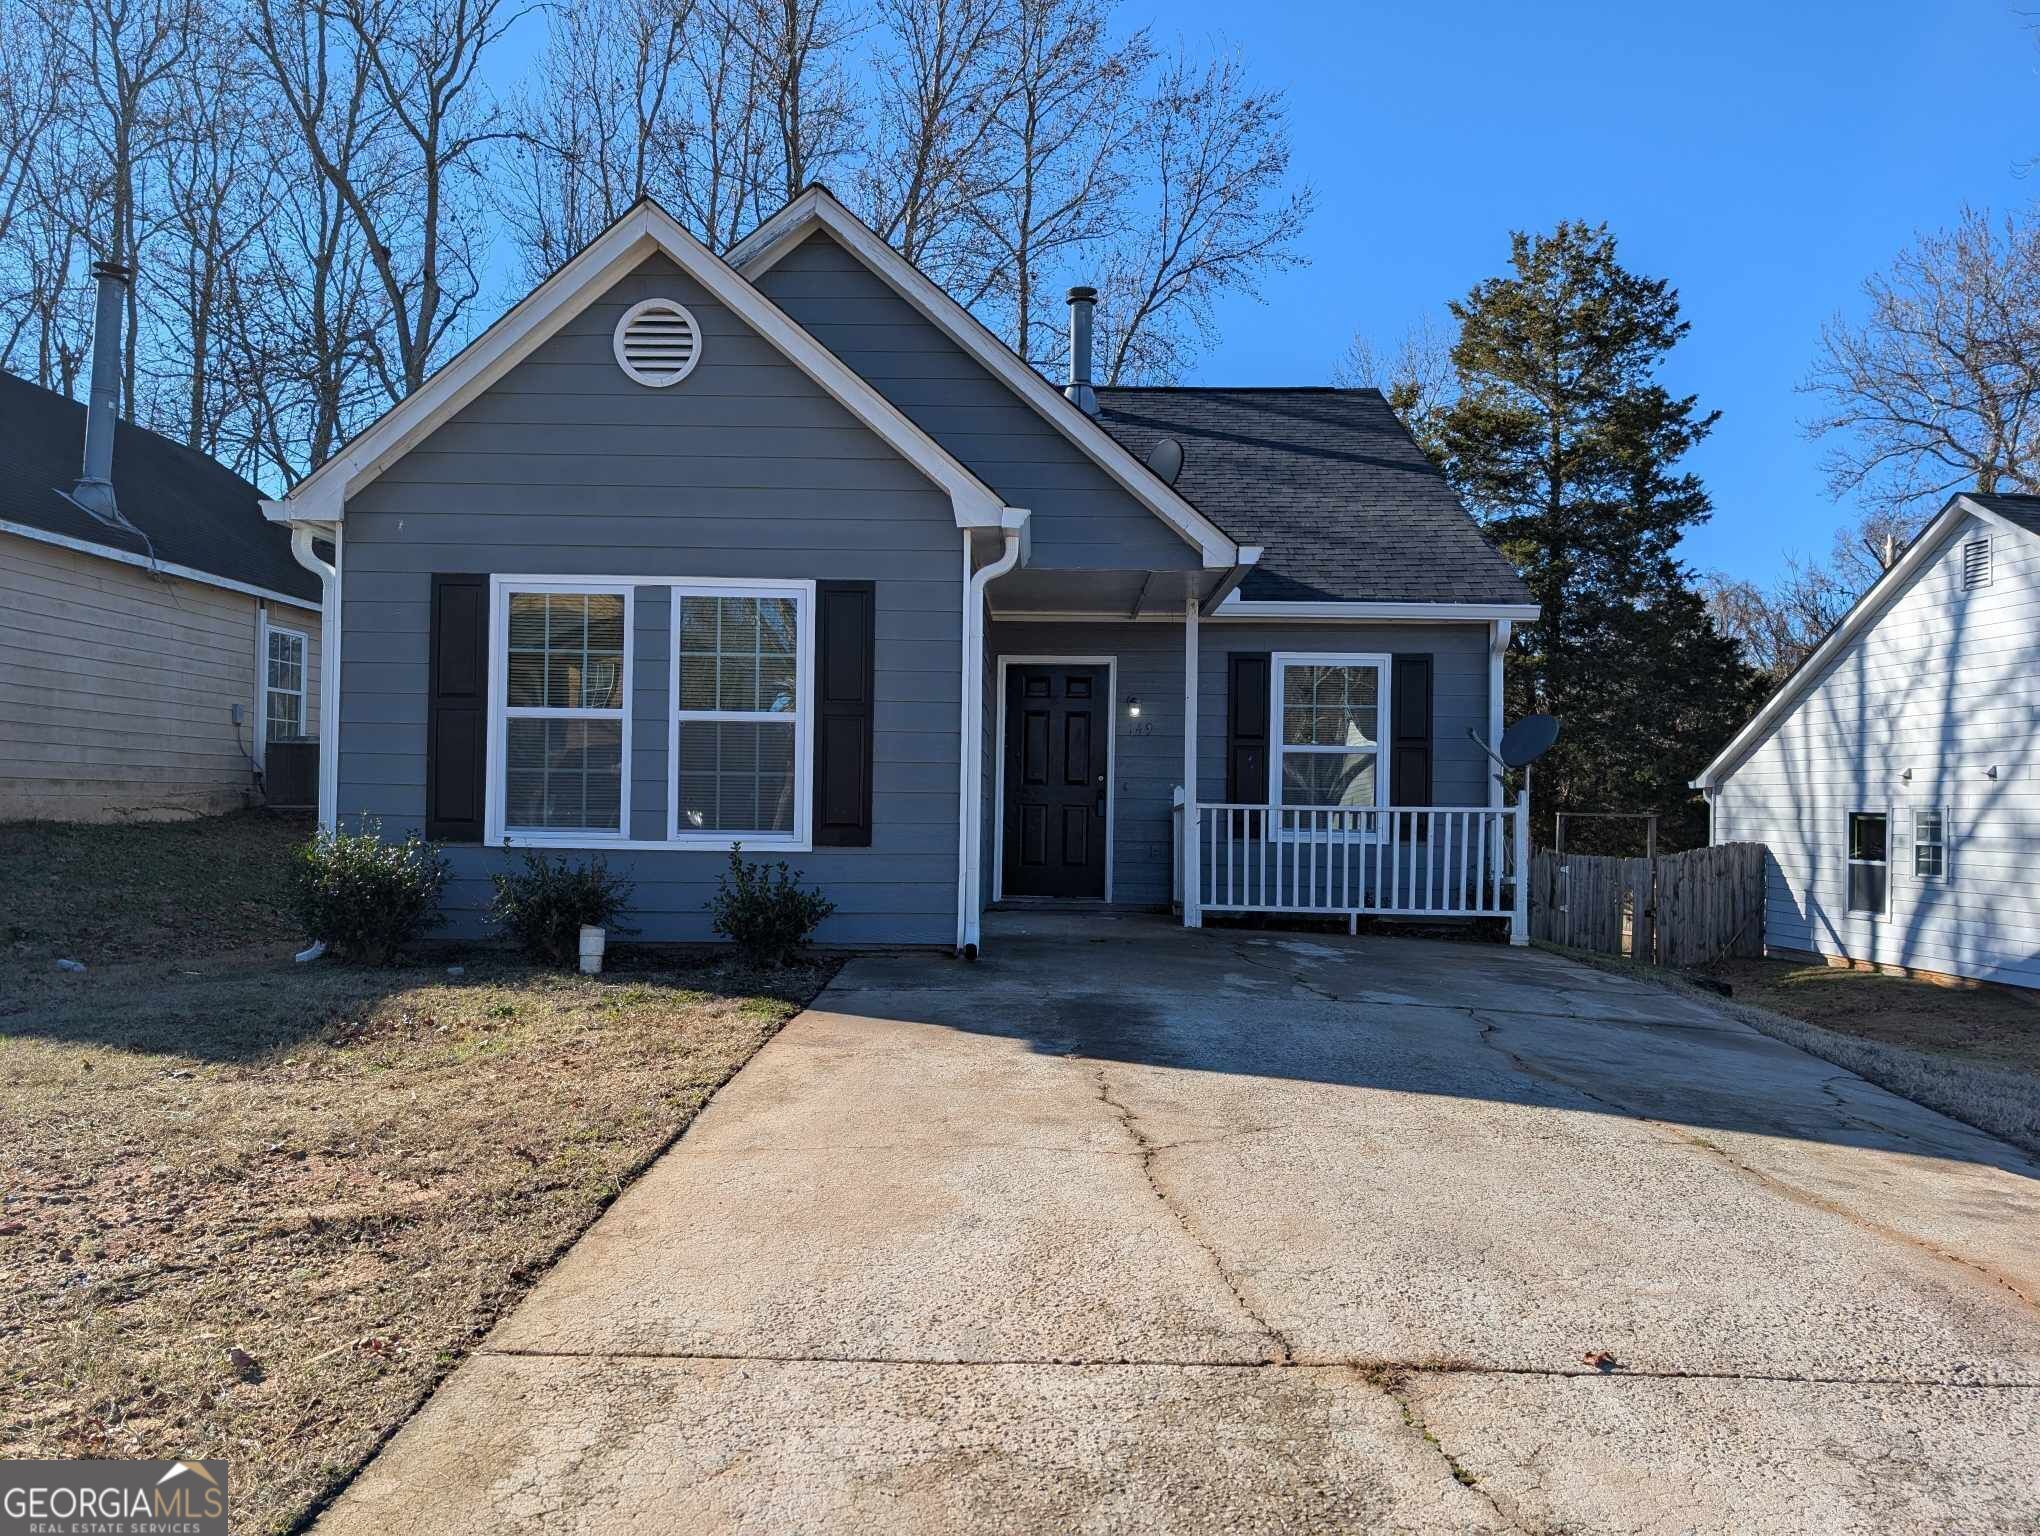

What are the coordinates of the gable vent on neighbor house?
(1963, 535, 1992, 589)
(613, 298, 702, 387)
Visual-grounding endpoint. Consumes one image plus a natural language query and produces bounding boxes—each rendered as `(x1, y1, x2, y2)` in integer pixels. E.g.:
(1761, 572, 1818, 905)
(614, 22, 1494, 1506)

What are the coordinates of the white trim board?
(261, 200, 1010, 531)
(995, 602, 1537, 624)
(0, 518, 320, 611)
(1694, 494, 2040, 791)
(992, 655, 1119, 903)
(731, 186, 1242, 571)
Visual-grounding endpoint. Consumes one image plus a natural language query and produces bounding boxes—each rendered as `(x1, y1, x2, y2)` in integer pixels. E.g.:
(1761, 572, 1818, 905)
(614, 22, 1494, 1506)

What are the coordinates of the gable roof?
(1693, 492, 2040, 790)
(1964, 492, 2040, 536)
(264, 200, 1009, 530)
(1092, 387, 1533, 607)
(729, 186, 1243, 570)
(0, 369, 318, 604)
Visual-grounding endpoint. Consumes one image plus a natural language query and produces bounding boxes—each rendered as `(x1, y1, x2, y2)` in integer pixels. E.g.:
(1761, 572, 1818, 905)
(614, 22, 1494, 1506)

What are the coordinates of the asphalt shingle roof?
(1965, 492, 2040, 536)
(1092, 386, 1531, 605)
(0, 369, 317, 602)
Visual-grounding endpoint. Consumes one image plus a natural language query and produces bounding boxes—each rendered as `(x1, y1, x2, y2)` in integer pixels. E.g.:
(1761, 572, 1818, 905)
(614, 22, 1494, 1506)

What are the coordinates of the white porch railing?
(1177, 799, 1529, 941)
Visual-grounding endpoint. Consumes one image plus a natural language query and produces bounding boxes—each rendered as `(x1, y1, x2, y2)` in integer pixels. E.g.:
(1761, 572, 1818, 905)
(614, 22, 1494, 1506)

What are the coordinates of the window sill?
(490, 831, 812, 854)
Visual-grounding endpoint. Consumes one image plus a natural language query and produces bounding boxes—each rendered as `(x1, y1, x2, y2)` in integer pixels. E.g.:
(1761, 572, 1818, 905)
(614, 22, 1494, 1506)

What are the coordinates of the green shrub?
(706, 846, 836, 966)
(287, 820, 448, 964)
(488, 851, 635, 967)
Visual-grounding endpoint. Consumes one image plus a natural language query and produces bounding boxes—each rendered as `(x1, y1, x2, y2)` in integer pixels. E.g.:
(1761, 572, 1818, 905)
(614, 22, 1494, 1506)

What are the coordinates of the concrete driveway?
(318, 914, 2040, 1534)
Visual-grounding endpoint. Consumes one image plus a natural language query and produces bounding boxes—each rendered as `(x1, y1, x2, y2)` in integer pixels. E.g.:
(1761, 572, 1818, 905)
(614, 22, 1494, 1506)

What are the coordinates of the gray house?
(265, 190, 1537, 951)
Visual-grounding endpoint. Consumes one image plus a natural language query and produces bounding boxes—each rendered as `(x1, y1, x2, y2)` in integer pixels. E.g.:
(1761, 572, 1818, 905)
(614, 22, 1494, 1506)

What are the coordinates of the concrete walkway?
(318, 916, 2040, 1534)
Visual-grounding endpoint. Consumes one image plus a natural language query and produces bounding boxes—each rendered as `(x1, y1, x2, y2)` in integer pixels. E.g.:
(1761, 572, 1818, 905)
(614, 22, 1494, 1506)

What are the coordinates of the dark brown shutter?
(1390, 653, 1432, 809)
(1226, 652, 1271, 803)
(813, 580, 876, 847)
(427, 574, 488, 842)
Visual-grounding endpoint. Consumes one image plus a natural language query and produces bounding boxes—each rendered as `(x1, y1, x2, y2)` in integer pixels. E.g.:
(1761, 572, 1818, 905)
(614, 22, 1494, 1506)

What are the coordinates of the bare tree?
(252, 0, 516, 403)
(1803, 205, 2040, 518)
(1334, 313, 1455, 446)
(149, 12, 276, 452)
(719, 0, 858, 213)
(671, 0, 771, 250)
(962, 0, 1148, 364)
(43, 0, 201, 413)
(0, 0, 71, 376)
(1702, 508, 1914, 683)
(856, 0, 1009, 281)
(1091, 47, 1312, 384)
(502, 0, 694, 280)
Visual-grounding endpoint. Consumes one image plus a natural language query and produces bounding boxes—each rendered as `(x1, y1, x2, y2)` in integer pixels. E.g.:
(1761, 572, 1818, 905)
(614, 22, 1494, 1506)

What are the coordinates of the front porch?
(969, 587, 1529, 951)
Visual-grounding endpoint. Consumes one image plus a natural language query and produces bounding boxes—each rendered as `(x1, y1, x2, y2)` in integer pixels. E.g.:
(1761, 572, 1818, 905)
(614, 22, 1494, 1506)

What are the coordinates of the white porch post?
(1510, 769, 1531, 946)
(1182, 594, 1201, 928)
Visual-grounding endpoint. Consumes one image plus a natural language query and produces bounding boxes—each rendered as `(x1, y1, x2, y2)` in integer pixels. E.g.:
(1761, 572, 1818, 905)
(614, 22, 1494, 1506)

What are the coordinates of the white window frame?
(667, 578, 816, 852)
(485, 578, 636, 848)
(263, 621, 309, 743)
(1911, 805, 1948, 881)
(1268, 651, 1392, 839)
(1844, 808, 1891, 917)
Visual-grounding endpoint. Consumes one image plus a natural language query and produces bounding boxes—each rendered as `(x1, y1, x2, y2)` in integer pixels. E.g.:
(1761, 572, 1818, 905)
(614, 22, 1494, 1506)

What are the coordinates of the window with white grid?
(1269, 653, 1390, 832)
(498, 586, 630, 835)
(265, 626, 307, 741)
(670, 584, 812, 849)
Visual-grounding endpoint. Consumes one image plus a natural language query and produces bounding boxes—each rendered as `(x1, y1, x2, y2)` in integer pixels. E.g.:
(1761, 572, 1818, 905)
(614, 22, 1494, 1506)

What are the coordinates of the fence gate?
(1530, 843, 1764, 966)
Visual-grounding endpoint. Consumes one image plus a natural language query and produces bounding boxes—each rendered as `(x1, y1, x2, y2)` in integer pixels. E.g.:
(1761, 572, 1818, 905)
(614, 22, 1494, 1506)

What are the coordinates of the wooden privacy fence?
(1529, 842, 1764, 966)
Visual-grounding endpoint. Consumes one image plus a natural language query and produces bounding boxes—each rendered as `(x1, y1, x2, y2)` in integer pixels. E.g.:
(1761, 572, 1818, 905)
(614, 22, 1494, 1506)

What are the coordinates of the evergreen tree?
(1436, 222, 1759, 849)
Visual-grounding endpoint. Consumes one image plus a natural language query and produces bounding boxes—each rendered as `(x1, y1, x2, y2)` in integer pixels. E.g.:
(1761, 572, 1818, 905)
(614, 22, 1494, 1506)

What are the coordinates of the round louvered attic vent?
(613, 298, 702, 387)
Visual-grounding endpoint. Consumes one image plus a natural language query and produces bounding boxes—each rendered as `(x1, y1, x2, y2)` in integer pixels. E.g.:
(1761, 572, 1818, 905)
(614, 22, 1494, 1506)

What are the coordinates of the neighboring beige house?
(0, 365, 323, 823)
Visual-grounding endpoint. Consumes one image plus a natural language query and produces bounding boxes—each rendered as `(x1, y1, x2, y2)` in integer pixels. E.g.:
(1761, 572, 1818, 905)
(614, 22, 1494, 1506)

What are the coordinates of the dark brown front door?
(1003, 664, 1108, 899)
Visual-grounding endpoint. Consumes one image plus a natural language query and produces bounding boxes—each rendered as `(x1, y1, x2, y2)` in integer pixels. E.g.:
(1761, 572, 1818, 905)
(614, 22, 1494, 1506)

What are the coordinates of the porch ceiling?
(989, 566, 1220, 619)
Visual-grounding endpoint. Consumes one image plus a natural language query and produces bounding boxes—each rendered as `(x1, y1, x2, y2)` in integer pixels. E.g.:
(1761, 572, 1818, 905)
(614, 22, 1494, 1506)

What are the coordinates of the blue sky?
(481, 1, 2039, 585)
(1146, 0, 2040, 582)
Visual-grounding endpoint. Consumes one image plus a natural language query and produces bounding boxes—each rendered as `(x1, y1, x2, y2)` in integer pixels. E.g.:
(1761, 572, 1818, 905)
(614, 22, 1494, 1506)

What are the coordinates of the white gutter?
(957, 510, 1030, 955)
(288, 523, 341, 831)
(0, 517, 321, 610)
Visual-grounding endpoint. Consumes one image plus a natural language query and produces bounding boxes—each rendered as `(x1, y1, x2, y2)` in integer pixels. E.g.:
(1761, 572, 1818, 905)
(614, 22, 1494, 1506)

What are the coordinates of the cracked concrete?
(314, 913, 2040, 1534)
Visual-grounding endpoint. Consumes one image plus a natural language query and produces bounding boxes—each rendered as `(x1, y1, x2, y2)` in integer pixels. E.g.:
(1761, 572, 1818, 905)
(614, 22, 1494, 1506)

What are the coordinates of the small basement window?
(1846, 811, 1888, 914)
(1962, 536, 1992, 589)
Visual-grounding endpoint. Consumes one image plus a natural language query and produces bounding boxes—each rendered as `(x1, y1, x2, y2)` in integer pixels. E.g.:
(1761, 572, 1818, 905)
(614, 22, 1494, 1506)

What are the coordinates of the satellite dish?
(1145, 437, 1184, 485)
(1498, 714, 1560, 769)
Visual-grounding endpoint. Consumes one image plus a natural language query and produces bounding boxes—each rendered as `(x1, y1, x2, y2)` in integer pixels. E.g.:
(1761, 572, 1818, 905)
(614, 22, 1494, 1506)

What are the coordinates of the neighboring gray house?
(1696, 494, 2040, 989)
(263, 190, 1537, 951)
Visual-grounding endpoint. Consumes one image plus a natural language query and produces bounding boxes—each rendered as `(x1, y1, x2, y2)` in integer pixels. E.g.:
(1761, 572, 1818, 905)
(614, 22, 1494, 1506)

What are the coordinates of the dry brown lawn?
(0, 949, 831, 1534)
(1702, 957, 2040, 1078)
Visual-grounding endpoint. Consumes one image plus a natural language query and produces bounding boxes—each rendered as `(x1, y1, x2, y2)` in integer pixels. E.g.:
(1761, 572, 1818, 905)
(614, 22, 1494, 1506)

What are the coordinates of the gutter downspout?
(957, 511, 1029, 957)
(288, 524, 341, 832)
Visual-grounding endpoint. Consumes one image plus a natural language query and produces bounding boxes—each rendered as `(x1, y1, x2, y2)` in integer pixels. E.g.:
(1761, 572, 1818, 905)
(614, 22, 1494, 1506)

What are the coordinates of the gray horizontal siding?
(985, 618, 1496, 906)
(337, 250, 963, 947)
(755, 231, 1203, 574)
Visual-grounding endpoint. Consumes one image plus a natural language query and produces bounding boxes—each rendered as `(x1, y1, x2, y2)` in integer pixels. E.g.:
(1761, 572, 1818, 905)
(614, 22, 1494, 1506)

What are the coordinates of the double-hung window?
(265, 625, 308, 741)
(1912, 808, 1946, 879)
(497, 583, 631, 838)
(670, 582, 813, 849)
(1846, 811, 1888, 914)
(1269, 652, 1390, 834)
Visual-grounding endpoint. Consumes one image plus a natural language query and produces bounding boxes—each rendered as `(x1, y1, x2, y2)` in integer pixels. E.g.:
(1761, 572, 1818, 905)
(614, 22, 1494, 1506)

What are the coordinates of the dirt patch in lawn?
(0, 952, 834, 1534)
(0, 811, 310, 971)
(1700, 958, 2040, 1078)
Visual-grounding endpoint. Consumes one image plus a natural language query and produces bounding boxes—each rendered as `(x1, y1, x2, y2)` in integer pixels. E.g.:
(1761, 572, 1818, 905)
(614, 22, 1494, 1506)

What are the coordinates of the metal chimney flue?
(1064, 285, 1098, 416)
(68, 258, 131, 525)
